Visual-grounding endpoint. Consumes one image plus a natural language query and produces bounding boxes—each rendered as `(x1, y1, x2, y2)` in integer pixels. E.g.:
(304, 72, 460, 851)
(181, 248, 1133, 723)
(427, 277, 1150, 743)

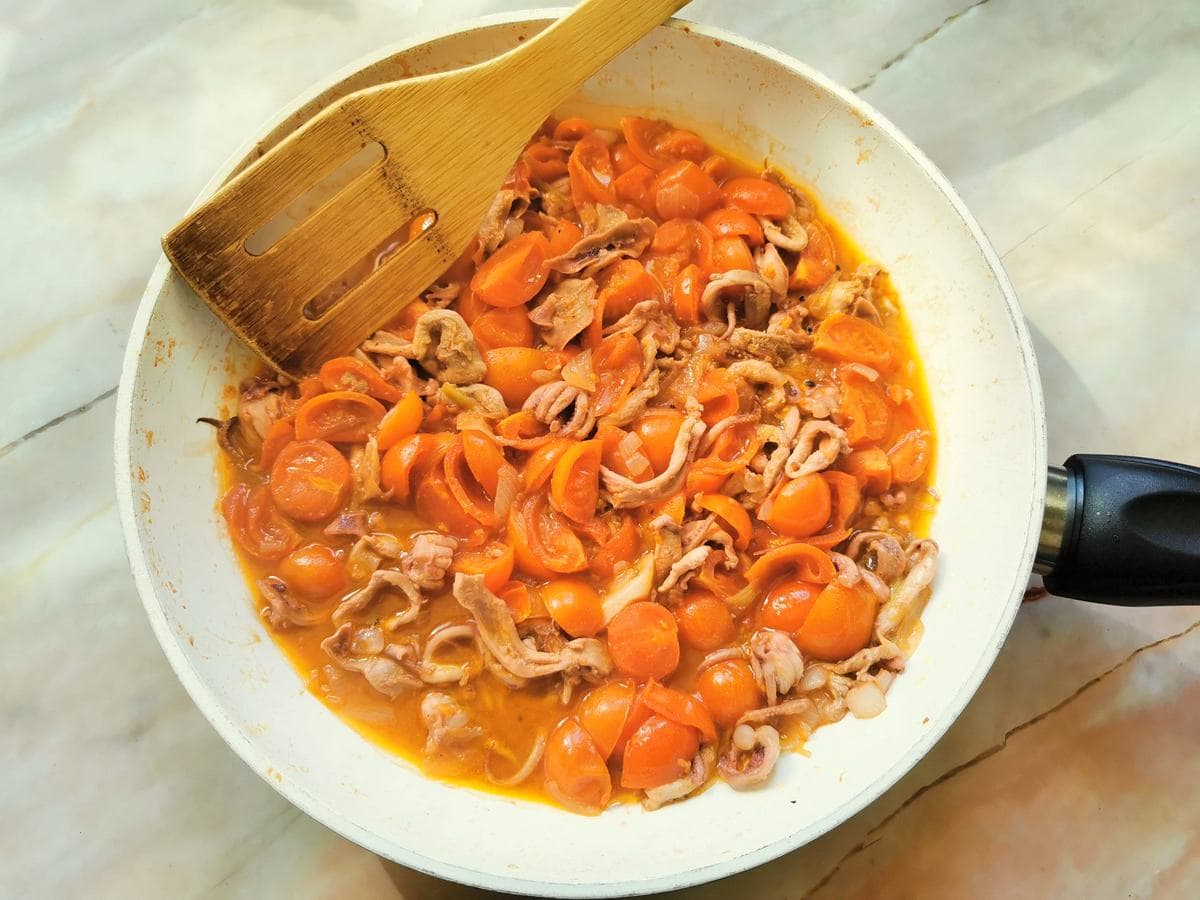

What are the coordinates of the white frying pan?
(114, 12, 1200, 897)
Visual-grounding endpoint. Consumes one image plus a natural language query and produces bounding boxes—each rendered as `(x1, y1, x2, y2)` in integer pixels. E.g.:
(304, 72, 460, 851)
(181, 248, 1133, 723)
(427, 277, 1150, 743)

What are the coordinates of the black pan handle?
(1035, 454, 1200, 605)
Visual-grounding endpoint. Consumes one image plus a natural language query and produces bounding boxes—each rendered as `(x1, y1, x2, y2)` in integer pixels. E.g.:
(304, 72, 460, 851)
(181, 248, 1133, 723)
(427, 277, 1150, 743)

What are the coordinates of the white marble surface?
(2, 1, 1198, 897)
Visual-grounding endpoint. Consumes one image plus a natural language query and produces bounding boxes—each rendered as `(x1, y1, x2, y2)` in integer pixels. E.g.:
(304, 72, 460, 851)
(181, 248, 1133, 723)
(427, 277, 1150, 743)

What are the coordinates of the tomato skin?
(542, 577, 604, 638)
(620, 715, 700, 789)
(697, 659, 763, 728)
(470, 232, 550, 308)
(759, 474, 832, 539)
(269, 439, 350, 522)
(794, 581, 879, 661)
(279, 544, 346, 599)
(607, 602, 681, 682)
(544, 718, 613, 814)
(293, 390, 385, 443)
(221, 483, 300, 562)
(632, 409, 684, 474)
(756, 579, 823, 633)
(674, 591, 736, 652)
(577, 680, 636, 760)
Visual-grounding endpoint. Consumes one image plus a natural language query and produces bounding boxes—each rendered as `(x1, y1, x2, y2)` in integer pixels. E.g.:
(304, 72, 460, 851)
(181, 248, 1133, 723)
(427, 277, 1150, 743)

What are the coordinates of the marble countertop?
(3, 0, 1198, 896)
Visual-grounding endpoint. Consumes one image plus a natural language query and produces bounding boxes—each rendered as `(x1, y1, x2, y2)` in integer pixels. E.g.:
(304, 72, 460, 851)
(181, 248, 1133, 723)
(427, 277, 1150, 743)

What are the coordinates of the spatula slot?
(302, 208, 439, 321)
(244, 141, 387, 257)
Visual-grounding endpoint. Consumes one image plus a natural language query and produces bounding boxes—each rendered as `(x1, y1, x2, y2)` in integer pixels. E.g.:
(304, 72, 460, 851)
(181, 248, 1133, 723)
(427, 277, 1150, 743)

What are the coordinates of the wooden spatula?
(163, 0, 689, 377)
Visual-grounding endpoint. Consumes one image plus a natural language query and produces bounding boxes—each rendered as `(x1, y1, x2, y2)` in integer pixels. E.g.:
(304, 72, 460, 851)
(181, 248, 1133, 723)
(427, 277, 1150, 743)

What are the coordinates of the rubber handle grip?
(1044, 454, 1200, 606)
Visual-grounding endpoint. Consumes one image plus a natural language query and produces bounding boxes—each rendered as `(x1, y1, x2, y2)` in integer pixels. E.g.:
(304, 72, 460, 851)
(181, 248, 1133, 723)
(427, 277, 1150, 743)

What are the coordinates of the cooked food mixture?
(211, 114, 938, 813)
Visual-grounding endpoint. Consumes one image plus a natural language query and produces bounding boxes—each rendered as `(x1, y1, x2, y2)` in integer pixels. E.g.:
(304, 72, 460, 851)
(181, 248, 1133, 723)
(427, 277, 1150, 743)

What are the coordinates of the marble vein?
(801, 616, 1200, 898)
(852, 0, 991, 93)
(0, 384, 117, 459)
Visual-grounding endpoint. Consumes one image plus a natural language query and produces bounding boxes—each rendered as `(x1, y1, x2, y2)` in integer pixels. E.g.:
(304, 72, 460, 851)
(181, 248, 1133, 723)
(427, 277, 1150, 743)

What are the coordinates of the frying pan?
(113, 12, 1200, 897)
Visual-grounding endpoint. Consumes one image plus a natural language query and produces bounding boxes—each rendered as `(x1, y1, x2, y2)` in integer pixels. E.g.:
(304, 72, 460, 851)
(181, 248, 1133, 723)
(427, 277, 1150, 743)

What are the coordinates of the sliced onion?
(493, 464, 519, 522)
(561, 349, 597, 391)
(846, 681, 887, 719)
(799, 665, 829, 693)
(616, 430, 653, 479)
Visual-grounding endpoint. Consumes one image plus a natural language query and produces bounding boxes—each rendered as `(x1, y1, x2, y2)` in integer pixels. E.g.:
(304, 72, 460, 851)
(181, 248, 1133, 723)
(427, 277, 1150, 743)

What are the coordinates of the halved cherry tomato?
(789, 219, 837, 293)
(598, 259, 660, 324)
(700, 153, 730, 180)
(376, 391, 424, 451)
(759, 474, 833, 539)
(590, 515, 641, 579)
(550, 439, 602, 524)
(414, 464, 486, 544)
(544, 718, 612, 814)
(611, 142, 637, 174)
(747, 543, 836, 586)
(651, 218, 713, 272)
(614, 163, 656, 212)
(471, 306, 535, 353)
(523, 437, 573, 491)
(542, 577, 604, 638)
(483, 347, 551, 408)
(697, 368, 740, 426)
(710, 235, 755, 272)
(652, 160, 721, 220)
(269, 439, 351, 521)
(577, 679, 636, 760)
(721, 177, 795, 218)
(692, 493, 753, 550)
(607, 601, 680, 682)
(461, 429, 506, 496)
(384, 299, 430, 337)
(524, 139, 568, 181)
(642, 680, 717, 743)
(453, 541, 514, 593)
(756, 578, 823, 633)
(567, 133, 616, 206)
(294, 390, 385, 443)
(619, 116, 673, 170)
(889, 429, 932, 484)
(591, 333, 643, 417)
(256, 419, 295, 473)
(454, 285, 490, 325)
(497, 580, 532, 622)
(553, 116, 593, 141)
(620, 715, 700, 789)
(842, 446, 893, 494)
(702, 208, 764, 245)
(471, 232, 550, 307)
(670, 263, 704, 324)
(221, 483, 300, 562)
(697, 659, 763, 728)
(632, 408, 684, 474)
(495, 410, 552, 449)
(795, 581, 879, 661)
(443, 438, 496, 526)
(674, 589, 737, 652)
(379, 432, 451, 503)
(838, 371, 892, 446)
(318, 357, 402, 403)
(510, 491, 588, 576)
(804, 471, 863, 550)
(620, 116, 706, 171)
(279, 544, 346, 599)
(538, 216, 583, 257)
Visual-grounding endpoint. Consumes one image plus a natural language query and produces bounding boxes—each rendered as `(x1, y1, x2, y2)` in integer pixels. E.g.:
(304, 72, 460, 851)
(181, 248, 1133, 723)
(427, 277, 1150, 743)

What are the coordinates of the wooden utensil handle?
(491, 0, 691, 108)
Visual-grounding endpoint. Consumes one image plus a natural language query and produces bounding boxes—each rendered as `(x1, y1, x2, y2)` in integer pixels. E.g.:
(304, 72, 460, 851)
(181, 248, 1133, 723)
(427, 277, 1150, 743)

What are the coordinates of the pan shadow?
(1023, 316, 1113, 466)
